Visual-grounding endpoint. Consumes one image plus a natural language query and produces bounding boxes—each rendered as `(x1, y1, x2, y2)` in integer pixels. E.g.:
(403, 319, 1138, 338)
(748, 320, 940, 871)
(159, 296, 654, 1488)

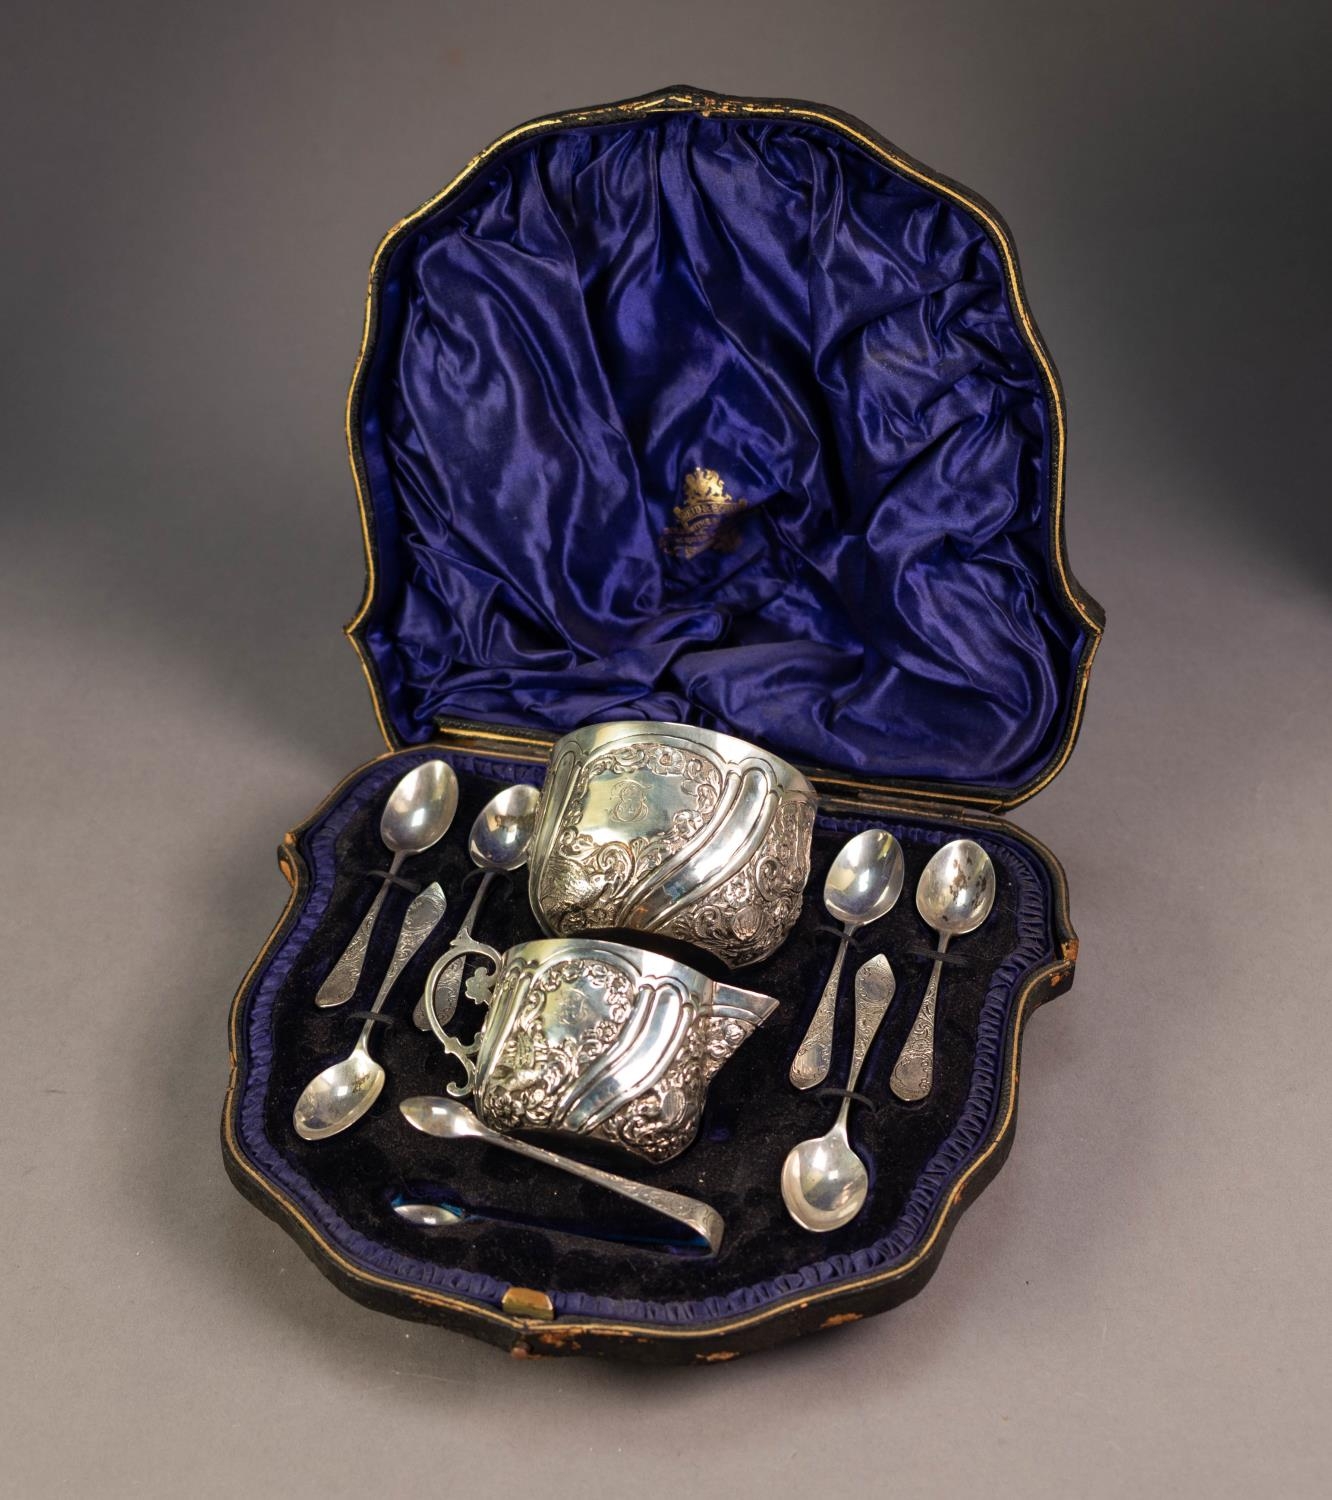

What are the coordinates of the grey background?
(3, 2, 1329, 1495)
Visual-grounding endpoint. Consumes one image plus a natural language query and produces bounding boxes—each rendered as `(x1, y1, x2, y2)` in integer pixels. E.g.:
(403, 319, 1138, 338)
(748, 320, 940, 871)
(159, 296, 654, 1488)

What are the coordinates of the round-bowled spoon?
(888, 838, 996, 1102)
(781, 954, 897, 1231)
(789, 828, 905, 1090)
(293, 883, 447, 1140)
(413, 783, 541, 1031)
(316, 760, 459, 1008)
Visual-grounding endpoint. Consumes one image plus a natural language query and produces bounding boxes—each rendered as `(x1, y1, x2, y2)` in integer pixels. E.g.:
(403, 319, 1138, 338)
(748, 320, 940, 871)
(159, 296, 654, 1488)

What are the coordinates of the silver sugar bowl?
(528, 721, 818, 968)
(469, 938, 778, 1163)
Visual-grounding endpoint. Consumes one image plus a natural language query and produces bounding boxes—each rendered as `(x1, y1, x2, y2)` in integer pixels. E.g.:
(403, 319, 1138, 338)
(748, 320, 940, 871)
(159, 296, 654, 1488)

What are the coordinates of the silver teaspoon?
(316, 760, 458, 1008)
(398, 1095, 725, 1255)
(789, 829, 904, 1090)
(413, 783, 541, 1031)
(888, 839, 996, 1102)
(781, 954, 897, 1232)
(293, 883, 447, 1140)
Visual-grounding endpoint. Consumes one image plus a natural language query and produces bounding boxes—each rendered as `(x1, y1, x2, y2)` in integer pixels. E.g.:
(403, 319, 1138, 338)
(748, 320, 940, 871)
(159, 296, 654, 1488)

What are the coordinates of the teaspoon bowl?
(469, 782, 541, 871)
(823, 828, 906, 926)
(382, 760, 460, 854)
(393, 1202, 467, 1229)
(780, 1133, 869, 1232)
(293, 1048, 385, 1140)
(916, 838, 996, 936)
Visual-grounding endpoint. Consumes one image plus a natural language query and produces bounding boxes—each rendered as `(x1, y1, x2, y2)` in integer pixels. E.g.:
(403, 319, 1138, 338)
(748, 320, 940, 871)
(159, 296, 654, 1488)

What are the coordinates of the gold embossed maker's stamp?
(659, 467, 749, 559)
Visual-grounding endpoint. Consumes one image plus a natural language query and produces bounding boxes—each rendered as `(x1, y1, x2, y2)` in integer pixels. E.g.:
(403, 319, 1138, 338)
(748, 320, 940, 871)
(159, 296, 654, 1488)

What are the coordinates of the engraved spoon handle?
(845, 959, 895, 1095)
(889, 931, 950, 1102)
(355, 884, 446, 1051)
(459, 1118, 724, 1255)
(789, 927, 852, 1090)
(835, 955, 896, 1132)
(316, 851, 403, 1008)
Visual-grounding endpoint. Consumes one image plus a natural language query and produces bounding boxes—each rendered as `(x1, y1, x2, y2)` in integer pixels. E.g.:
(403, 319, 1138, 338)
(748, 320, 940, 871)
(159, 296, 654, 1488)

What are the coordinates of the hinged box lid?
(345, 86, 1103, 812)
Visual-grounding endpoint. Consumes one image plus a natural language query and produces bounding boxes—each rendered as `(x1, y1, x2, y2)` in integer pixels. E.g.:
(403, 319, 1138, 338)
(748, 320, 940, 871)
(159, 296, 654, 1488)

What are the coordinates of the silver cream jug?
(455, 938, 778, 1163)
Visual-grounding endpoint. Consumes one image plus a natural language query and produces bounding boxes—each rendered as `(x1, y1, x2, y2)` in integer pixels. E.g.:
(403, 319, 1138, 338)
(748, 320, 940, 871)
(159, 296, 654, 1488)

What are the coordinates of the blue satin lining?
(356, 112, 1083, 790)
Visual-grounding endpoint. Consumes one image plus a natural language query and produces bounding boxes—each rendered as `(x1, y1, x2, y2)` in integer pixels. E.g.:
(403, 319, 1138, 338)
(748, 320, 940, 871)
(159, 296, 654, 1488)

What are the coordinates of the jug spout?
(711, 982, 780, 1032)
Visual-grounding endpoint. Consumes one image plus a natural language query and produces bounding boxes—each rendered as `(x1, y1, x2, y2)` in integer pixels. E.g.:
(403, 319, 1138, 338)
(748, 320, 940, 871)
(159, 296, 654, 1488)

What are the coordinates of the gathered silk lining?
(355, 113, 1082, 791)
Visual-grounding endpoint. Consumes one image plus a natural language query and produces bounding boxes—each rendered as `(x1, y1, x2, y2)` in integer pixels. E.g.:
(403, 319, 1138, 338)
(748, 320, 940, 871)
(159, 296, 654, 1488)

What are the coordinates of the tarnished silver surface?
(316, 760, 458, 1008)
(411, 782, 540, 1030)
(528, 721, 818, 968)
(789, 829, 905, 1089)
(399, 1095, 725, 1254)
(455, 937, 777, 1163)
(781, 954, 897, 1233)
(292, 883, 447, 1140)
(889, 839, 996, 1102)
